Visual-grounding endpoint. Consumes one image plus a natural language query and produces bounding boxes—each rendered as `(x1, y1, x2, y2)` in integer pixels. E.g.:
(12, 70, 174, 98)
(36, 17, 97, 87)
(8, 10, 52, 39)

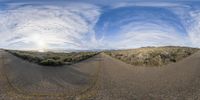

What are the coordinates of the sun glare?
(31, 34, 47, 52)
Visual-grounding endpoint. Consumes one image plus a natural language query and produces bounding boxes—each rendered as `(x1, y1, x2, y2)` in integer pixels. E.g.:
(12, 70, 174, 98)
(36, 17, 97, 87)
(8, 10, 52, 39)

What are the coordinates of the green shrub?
(63, 58, 72, 62)
(40, 59, 64, 66)
(50, 56, 60, 60)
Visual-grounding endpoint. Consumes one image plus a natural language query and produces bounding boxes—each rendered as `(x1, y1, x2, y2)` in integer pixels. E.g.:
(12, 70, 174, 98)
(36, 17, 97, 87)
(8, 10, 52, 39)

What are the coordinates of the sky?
(0, 0, 200, 51)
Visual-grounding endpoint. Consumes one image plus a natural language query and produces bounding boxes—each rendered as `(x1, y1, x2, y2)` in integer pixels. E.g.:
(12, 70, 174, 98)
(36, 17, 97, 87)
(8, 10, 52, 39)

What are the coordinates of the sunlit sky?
(0, 0, 200, 51)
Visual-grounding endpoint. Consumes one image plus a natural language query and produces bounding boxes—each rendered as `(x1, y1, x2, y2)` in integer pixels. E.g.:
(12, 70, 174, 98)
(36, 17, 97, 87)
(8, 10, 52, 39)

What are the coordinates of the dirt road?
(95, 53, 200, 100)
(1, 50, 200, 100)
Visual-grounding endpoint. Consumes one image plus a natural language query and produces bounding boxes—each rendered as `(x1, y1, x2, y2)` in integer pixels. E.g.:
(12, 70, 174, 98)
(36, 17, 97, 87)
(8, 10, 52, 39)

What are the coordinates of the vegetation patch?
(7, 50, 98, 66)
(105, 46, 199, 66)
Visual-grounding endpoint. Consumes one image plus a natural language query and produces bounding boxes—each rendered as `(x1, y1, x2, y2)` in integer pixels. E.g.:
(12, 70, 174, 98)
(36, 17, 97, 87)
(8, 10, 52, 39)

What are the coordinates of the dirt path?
(0, 50, 101, 100)
(1, 50, 200, 100)
(94, 52, 200, 100)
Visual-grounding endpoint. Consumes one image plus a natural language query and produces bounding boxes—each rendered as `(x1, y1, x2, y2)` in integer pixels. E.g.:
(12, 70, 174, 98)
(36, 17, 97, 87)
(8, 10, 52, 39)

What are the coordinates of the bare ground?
(1, 50, 200, 100)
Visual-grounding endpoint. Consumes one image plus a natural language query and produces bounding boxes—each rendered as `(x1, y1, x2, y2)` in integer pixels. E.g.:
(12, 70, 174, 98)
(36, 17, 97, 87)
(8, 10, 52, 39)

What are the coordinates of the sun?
(31, 34, 47, 52)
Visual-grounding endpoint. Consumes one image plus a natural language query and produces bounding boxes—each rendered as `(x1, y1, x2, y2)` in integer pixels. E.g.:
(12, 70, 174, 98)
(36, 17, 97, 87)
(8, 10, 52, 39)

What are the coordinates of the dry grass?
(6, 50, 98, 66)
(105, 46, 199, 66)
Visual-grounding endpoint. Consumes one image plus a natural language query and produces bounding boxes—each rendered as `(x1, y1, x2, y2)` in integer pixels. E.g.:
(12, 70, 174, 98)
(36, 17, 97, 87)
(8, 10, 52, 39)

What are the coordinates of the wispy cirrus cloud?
(0, 3, 101, 50)
(168, 4, 200, 48)
(185, 10, 200, 47)
(114, 23, 188, 49)
(1, 1, 200, 50)
(94, 2, 200, 49)
(111, 2, 190, 9)
(94, 5, 192, 49)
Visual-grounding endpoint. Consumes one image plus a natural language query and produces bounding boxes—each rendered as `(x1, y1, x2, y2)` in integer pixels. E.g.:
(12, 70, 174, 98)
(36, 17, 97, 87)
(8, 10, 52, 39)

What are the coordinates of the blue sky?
(0, 0, 200, 51)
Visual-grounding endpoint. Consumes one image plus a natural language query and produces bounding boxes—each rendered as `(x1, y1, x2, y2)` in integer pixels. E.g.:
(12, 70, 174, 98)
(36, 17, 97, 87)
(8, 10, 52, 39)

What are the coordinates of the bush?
(40, 59, 64, 66)
(50, 56, 60, 60)
(63, 58, 72, 62)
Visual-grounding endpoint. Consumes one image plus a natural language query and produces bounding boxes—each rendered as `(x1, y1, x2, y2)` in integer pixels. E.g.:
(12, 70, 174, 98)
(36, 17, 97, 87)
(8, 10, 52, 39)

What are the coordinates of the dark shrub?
(50, 56, 60, 60)
(64, 58, 72, 62)
(40, 59, 64, 66)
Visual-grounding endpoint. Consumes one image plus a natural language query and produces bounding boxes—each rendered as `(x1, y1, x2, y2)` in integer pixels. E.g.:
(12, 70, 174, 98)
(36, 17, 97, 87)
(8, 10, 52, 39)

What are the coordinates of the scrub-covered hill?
(105, 46, 199, 66)
(6, 50, 98, 66)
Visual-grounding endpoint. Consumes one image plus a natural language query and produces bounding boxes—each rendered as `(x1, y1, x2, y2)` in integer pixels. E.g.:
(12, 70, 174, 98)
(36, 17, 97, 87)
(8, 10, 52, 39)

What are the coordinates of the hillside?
(6, 50, 98, 66)
(105, 46, 199, 66)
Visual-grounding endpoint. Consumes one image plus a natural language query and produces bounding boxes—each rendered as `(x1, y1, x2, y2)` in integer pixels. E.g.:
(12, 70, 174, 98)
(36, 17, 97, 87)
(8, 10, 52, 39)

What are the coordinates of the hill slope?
(105, 46, 199, 66)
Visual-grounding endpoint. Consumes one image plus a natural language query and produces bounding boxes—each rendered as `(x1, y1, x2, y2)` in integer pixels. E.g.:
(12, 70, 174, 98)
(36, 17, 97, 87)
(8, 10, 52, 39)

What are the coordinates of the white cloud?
(111, 2, 190, 9)
(170, 6, 200, 48)
(0, 3, 101, 50)
(103, 2, 200, 49)
(187, 10, 200, 47)
(105, 22, 188, 49)
(1, 2, 200, 50)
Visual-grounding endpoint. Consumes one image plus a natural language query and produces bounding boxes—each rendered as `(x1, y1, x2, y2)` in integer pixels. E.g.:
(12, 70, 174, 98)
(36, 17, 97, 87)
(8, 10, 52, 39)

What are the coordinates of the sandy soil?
(1, 50, 200, 100)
